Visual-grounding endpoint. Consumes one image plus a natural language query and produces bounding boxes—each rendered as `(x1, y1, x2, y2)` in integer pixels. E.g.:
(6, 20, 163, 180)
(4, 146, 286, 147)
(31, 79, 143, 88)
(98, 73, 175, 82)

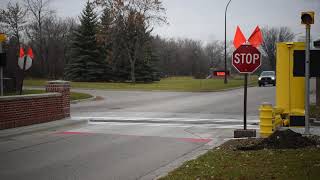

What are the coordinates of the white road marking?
(88, 121, 259, 129)
(72, 116, 259, 123)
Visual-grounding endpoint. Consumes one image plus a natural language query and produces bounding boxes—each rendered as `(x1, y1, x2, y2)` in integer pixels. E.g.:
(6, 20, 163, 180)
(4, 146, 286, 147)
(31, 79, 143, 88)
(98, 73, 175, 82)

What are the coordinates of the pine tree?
(65, 1, 104, 82)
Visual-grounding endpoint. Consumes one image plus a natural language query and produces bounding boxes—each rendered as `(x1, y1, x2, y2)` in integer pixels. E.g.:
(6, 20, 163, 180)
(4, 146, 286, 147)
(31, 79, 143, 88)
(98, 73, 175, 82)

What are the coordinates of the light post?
(224, 0, 232, 84)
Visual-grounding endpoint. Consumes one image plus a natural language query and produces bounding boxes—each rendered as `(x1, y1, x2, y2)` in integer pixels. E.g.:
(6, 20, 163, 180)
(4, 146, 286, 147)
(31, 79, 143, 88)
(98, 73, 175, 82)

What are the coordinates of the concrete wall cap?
(47, 80, 70, 85)
(0, 93, 61, 101)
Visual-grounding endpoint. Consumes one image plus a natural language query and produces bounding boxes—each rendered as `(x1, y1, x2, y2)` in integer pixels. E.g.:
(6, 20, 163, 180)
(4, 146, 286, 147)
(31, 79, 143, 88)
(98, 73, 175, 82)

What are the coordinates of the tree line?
(0, 0, 296, 85)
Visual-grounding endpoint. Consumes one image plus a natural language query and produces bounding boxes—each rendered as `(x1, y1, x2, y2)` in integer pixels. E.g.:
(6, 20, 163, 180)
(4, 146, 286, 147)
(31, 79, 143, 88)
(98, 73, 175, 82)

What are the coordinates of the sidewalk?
(0, 118, 87, 139)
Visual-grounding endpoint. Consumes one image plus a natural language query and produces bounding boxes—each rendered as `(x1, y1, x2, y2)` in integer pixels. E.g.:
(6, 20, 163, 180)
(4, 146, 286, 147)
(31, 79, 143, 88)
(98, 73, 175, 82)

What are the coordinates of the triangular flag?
(19, 47, 25, 58)
(27, 47, 34, 59)
(248, 26, 263, 48)
(233, 26, 247, 49)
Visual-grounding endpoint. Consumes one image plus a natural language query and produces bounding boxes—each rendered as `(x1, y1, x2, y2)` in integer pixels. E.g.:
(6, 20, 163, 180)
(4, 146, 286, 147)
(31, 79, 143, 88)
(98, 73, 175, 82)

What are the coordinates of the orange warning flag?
(19, 47, 25, 58)
(27, 47, 34, 59)
(248, 26, 263, 48)
(233, 26, 247, 49)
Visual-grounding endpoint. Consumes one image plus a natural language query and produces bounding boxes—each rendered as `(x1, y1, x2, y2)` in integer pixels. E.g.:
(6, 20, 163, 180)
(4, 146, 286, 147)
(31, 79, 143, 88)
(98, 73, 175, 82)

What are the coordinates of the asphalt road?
(72, 86, 275, 119)
(0, 86, 275, 180)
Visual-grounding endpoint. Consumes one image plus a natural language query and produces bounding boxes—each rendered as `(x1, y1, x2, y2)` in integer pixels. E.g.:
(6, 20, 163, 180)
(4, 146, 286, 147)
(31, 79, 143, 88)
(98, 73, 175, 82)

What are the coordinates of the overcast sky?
(1, 0, 320, 43)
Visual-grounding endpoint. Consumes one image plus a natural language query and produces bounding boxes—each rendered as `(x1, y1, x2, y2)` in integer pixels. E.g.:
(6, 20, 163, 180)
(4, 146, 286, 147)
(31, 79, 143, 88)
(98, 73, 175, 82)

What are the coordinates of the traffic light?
(301, 11, 314, 25)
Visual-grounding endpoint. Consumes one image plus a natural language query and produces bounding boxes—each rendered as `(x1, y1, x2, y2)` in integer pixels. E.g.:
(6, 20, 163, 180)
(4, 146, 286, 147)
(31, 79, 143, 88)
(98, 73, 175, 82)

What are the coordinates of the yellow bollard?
(260, 103, 274, 138)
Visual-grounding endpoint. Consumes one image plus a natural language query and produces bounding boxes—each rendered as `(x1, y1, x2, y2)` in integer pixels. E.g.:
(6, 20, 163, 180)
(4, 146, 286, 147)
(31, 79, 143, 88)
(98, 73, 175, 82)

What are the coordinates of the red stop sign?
(232, 45, 261, 73)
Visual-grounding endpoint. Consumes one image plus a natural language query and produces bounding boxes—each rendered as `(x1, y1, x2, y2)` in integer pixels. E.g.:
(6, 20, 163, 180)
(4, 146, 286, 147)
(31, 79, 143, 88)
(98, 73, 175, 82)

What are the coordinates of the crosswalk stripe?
(72, 116, 259, 123)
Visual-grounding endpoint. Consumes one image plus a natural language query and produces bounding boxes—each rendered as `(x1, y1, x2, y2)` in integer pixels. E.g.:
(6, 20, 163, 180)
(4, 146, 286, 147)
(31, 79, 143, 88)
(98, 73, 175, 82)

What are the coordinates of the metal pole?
(305, 25, 311, 135)
(0, 43, 3, 96)
(19, 55, 27, 95)
(224, 0, 232, 84)
(244, 73, 248, 130)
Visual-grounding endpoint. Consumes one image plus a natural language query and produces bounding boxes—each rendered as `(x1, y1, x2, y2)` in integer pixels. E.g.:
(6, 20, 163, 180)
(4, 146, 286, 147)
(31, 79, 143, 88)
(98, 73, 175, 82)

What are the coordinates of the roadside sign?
(18, 47, 34, 95)
(0, 33, 6, 43)
(232, 45, 261, 73)
(232, 45, 261, 135)
(18, 55, 32, 70)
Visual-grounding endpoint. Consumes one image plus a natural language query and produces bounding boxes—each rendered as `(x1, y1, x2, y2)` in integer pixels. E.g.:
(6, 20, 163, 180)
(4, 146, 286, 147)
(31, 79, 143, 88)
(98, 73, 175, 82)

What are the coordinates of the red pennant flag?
(248, 26, 263, 48)
(233, 26, 247, 49)
(27, 47, 34, 59)
(19, 47, 25, 58)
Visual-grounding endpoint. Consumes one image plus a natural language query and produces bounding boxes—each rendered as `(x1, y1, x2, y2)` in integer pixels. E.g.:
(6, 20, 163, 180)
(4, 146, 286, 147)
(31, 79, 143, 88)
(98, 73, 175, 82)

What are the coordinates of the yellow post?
(260, 103, 274, 138)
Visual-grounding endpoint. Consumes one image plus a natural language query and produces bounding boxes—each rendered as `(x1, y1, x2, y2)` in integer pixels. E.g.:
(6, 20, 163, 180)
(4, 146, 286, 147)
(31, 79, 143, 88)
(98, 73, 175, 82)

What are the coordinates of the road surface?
(0, 86, 275, 180)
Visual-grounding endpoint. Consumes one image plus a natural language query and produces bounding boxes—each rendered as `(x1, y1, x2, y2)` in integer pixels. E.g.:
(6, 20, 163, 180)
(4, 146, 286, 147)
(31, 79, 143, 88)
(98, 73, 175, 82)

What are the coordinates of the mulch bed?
(220, 129, 320, 151)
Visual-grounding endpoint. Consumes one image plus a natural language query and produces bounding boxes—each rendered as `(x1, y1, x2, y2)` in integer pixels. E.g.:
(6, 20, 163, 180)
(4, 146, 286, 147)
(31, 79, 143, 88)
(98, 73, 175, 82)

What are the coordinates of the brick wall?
(0, 81, 70, 130)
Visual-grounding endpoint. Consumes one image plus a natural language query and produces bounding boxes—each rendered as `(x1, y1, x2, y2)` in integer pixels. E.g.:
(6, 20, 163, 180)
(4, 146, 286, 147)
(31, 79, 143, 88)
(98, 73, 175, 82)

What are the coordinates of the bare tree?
(96, 0, 167, 83)
(261, 26, 295, 70)
(24, 0, 54, 76)
(204, 41, 224, 69)
(42, 15, 76, 79)
(0, 2, 28, 47)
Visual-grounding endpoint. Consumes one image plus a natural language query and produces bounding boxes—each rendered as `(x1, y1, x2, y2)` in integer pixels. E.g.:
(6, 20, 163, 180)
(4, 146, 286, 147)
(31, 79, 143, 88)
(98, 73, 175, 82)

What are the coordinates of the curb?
(0, 119, 88, 139)
(71, 96, 97, 104)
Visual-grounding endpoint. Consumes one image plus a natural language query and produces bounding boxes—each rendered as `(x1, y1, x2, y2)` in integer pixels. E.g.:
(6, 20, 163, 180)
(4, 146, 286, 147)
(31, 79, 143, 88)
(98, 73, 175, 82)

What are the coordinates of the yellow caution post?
(259, 103, 274, 138)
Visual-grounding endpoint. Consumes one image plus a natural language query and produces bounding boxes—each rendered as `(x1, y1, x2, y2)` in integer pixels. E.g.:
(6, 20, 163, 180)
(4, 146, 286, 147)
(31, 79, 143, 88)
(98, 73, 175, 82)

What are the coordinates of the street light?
(224, 0, 232, 84)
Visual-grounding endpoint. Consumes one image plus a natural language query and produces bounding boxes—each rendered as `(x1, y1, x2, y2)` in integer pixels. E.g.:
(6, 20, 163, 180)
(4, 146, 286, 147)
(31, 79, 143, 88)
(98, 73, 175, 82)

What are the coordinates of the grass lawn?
(161, 148, 320, 180)
(4, 90, 93, 101)
(24, 76, 258, 92)
(311, 104, 320, 118)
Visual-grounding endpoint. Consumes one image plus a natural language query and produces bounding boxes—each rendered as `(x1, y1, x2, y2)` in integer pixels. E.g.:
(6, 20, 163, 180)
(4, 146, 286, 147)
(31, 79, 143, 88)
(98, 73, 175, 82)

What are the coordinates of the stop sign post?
(232, 45, 261, 133)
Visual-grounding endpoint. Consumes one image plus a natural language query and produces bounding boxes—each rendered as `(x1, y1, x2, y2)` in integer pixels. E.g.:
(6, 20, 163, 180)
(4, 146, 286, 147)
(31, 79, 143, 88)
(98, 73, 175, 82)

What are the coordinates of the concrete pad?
(234, 129, 257, 138)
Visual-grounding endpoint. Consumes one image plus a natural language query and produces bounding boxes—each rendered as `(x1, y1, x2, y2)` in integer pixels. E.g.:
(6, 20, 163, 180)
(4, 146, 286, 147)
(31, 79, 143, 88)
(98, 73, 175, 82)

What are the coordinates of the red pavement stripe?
(177, 138, 212, 143)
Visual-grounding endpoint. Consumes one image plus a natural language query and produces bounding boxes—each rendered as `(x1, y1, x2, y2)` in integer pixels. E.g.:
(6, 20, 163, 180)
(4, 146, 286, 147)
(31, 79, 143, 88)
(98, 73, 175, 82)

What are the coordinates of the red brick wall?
(0, 81, 70, 130)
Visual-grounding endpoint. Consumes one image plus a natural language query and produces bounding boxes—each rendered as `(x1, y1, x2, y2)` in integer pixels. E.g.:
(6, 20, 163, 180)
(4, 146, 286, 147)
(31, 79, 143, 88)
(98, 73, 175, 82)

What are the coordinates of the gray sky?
(1, 0, 320, 43)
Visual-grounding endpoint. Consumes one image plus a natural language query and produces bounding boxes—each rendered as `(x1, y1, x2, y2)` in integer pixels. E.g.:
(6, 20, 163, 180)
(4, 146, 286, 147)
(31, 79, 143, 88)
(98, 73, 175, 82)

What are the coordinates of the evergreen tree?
(65, 1, 104, 82)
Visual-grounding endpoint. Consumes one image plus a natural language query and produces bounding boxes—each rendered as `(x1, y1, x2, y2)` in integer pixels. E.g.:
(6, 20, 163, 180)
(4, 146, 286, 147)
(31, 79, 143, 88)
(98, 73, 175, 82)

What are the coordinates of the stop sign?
(232, 45, 261, 73)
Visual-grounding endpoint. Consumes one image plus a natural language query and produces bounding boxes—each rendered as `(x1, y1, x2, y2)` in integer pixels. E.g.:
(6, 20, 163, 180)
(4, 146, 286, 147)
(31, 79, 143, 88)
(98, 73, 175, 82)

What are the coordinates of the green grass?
(4, 90, 93, 101)
(161, 148, 320, 180)
(311, 104, 320, 118)
(24, 76, 258, 92)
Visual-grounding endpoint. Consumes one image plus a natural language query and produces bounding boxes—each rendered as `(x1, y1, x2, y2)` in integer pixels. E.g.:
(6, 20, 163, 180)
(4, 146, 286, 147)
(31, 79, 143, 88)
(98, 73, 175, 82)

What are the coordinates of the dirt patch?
(220, 129, 320, 151)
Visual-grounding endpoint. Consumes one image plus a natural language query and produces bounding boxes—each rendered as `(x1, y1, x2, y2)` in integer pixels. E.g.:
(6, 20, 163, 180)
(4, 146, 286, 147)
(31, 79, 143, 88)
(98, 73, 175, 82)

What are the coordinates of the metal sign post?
(305, 24, 311, 135)
(243, 73, 248, 130)
(19, 55, 28, 95)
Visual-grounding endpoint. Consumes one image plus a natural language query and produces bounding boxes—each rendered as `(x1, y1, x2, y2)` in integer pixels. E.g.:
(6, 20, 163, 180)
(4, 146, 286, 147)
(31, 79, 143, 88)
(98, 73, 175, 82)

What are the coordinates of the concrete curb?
(0, 119, 88, 139)
(71, 96, 97, 104)
(23, 87, 97, 104)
